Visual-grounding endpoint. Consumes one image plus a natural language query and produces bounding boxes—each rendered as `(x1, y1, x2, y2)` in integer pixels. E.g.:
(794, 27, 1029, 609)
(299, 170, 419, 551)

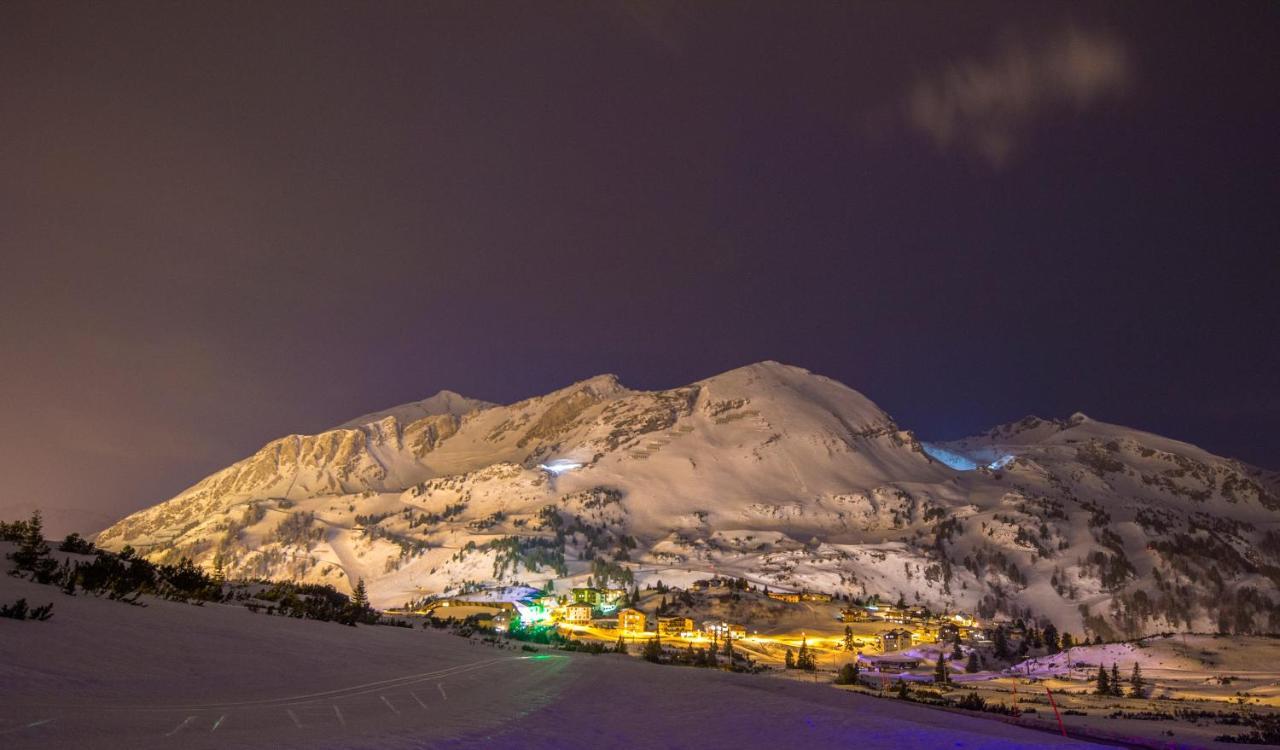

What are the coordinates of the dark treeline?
(2, 511, 378, 626)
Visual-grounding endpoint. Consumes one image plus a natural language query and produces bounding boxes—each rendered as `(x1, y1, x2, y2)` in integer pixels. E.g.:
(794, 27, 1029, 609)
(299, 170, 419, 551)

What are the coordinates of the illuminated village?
(422, 579, 1009, 673)
(395, 576, 1280, 746)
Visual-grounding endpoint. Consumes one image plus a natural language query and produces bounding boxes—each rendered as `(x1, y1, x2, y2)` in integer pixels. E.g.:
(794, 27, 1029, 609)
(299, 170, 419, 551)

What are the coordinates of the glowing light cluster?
(513, 601, 553, 625)
(538, 459, 583, 476)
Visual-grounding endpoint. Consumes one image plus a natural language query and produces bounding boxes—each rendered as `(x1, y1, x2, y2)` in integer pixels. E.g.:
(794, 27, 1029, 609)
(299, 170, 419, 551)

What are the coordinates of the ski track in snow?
(0, 561, 1113, 750)
(8, 656, 534, 713)
(0, 655, 556, 747)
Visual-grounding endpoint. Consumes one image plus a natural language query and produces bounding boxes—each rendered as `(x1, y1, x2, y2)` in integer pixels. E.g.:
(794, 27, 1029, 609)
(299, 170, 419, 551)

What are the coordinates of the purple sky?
(1, 2, 1277, 534)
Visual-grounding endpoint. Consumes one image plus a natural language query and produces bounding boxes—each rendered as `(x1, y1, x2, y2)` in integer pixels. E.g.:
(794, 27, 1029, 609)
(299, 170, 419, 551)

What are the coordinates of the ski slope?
(0, 572, 1105, 749)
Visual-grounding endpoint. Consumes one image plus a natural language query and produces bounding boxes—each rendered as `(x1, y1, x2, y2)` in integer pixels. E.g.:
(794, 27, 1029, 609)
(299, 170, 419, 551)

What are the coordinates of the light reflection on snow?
(538, 459, 583, 476)
(922, 443, 1015, 472)
(921, 443, 979, 470)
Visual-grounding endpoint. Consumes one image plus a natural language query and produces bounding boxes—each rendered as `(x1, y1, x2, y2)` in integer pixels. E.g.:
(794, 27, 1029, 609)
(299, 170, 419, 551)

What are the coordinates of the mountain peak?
(581, 373, 625, 390)
(554, 372, 629, 398)
(696, 360, 817, 387)
(337, 389, 495, 429)
(728, 359, 810, 376)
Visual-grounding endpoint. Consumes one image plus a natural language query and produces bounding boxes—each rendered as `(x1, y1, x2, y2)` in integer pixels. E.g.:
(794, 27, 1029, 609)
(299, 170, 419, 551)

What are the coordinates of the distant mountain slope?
(96, 362, 1280, 637)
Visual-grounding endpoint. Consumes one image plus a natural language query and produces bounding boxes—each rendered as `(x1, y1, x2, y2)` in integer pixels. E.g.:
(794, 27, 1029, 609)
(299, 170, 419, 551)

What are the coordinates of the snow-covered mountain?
(95, 362, 1280, 637)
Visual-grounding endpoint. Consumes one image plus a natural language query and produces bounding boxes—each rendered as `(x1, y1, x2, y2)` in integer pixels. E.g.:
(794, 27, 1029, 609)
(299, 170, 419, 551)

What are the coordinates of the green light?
(514, 601, 553, 626)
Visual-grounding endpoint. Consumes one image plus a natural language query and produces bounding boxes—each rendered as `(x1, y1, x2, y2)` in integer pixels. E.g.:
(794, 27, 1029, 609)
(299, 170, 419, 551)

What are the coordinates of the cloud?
(905, 27, 1133, 167)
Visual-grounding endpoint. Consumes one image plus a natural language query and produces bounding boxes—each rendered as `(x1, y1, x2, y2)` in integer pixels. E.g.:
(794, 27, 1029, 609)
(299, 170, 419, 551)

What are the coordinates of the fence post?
(1045, 686, 1067, 737)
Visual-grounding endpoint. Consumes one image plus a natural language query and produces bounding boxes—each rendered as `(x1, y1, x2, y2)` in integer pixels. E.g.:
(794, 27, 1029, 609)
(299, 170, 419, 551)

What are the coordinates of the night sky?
(2, 2, 1277, 534)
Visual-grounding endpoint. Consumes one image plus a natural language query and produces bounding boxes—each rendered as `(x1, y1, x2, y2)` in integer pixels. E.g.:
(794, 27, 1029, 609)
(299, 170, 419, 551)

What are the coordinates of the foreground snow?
(0, 574, 1101, 749)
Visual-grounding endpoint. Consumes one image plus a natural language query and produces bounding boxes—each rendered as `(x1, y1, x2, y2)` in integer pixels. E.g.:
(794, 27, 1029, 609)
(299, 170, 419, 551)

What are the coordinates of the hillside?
(95, 362, 1280, 637)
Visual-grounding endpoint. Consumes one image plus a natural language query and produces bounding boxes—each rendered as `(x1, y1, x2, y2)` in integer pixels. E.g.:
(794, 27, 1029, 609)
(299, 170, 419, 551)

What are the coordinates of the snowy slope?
(0, 564, 1102, 750)
(95, 362, 1280, 636)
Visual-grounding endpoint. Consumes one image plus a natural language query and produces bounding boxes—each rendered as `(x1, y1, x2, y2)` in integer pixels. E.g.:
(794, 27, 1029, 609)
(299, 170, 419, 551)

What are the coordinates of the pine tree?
(934, 655, 949, 684)
(58, 558, 76, 593)
(1129, 662, 1144, 697)
(640, 637, 663, 663)
(58, 533, 94, 555)
(0, 598, 30, 619)
(1061, 632, 1075, 650)
(835, 662, 860, 685)
(614, 636, 627, 654)
(797, 638, 814, 671)
(11, 511, 56, 583)
(993, 626, 1009, 658)
(722, 631, 734, 658)
(1110, 663, 1123, 697)
(844, 625, 855, 652)
(785, 647, 795, 669)
(966, 650, 980, 673)
(212, 553, 227, 584)
(1043, 622, 1060, 653)
(951, 641, 963, 661)
(349, 578, 374, 624)
(1095, 664, 1110, 695)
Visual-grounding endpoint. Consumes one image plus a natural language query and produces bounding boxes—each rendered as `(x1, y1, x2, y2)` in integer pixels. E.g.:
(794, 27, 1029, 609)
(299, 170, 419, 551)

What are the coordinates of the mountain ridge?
(95, 361, 1280, 638)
